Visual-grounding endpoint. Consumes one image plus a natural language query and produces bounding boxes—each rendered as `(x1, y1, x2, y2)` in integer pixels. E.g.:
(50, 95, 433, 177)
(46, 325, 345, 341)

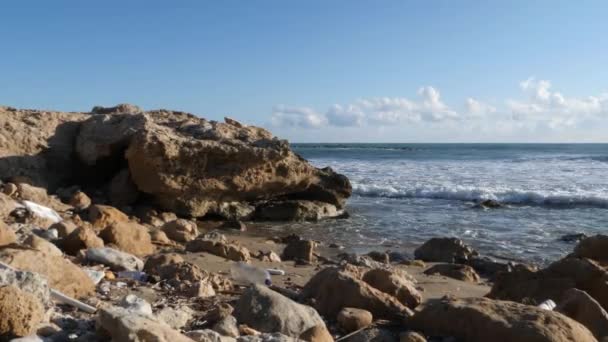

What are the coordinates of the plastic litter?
(83, 269, 105, 285)
(22, 201, 62, 223)
(267, 268, 285, 276)
(538, 299, 556, 311)
(231, 262, 271, 286)
(117, 271, 148, 282)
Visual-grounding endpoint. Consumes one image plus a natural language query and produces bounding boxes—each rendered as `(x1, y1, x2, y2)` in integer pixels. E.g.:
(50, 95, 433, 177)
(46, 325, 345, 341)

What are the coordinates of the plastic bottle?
(537, 299, 556, 311)
(231, 262, 272, 286)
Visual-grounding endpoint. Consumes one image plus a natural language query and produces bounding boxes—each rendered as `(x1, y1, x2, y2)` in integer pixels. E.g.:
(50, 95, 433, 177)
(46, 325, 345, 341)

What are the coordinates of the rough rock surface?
(255, 200, 340, 221)
(337, 307, 373, 332)
(408, 297, 597, 342)
(99, 221, 155, 257)
(362, 269, 421, 308)
(0, 247, 95, 298)
(0, 221, 16, 246)
(414, 238, 478, 263)
(89, 205, 130, 229)
(423, 263, 480, 283)
(86, 247, 144, 271)
(282, 239, 315, 263)
(235, 284, 327, 338)
(186, 238, 250, 262)
(399, 331, 426, 342)
(162, 219, 199, 242)
(96, 306, 195, 342)
(556, 288, 608, 340)
(573, 235, 608, 261)
(60, 226, 104, 255)
(0, 269, 51, 308)
(0, 285, 45, 337)
(301, 266, 412, 320)
(23, 234, 63, 256)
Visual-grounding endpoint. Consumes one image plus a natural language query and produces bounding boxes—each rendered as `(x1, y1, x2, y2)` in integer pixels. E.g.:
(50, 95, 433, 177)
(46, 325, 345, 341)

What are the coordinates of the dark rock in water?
(329, 243, 344, 249)
(559, 233, 588, 243)
(414, 238, 478, 264)
(573, 234, 608, 262)
(466, 256, 511, 280)
(473, 199, 503, 209)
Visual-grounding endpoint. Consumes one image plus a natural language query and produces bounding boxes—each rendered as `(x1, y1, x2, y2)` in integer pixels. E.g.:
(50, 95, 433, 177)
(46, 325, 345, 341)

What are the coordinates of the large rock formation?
(0, 105, 351, 219)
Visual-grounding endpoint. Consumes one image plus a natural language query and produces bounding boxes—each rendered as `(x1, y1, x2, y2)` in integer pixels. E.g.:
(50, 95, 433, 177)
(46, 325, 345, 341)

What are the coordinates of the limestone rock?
(119, 294, 153, 316)
(235, 284, 327, 338)
(413, 238, 478, 264)
(0, 221, 16, 246)
(341, 328, 396, 342)
(150, 229, 173, 244)
(337, 308, 373, 333)
(157, 306, 194, 330)
(282, 239, 315, 263)
(362, 269, 421, 309)
(2, 183, 17, 196)
(162, 219, 199, 242)
(0, 193, 18, 219)
(299, 325, 334, 342)
(69, 191, 91, 210)
(0, 247, 95, 298)
(407, 297, 596, 342)
(88, 204, 130, 229)
(60, 226, 104, 255)
(0, 269, 51, 308)
(91, 103, 143, 115)
(557, 288, 608, 340)
(16, 183, 70, 212)
(99, 221, 155, 256)
(86, 247, 144, 271)
(573, 235, 608, 262)
(24, 234, 63, 256)
(144, 253, 185, 275)
(108, 168, 139, 206)
(0, 286, 45, 337)
(255, 200, 340, 221)
(212, 315, 239, 337)
(186, 238, 250, 262)
(96, 306, 195, 342)
(237, 333, 296, 342)
(213, 202, 255, 221)
(51, 220, 77, 238)
(423, 263, 480, 283)
(301, 266, 413, 320)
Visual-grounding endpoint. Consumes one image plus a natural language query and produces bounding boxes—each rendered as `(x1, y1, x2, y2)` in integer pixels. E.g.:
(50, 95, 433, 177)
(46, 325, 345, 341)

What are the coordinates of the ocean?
(267, 144, 608, 265)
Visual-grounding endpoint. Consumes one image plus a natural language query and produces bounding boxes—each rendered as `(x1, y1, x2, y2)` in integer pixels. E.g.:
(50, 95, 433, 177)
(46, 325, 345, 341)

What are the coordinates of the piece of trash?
(84, 269, 105, 285)
(115, 281, 127, 288)
(117, 271, 148, 282)
(22, 201, 62, 223)
(537, 299, 556, 311)
(231, 262, 271, 286)
(267, 268, 285, 276)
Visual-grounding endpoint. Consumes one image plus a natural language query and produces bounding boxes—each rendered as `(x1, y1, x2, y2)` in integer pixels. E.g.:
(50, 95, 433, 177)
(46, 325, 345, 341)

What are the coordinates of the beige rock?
(300, 324, 334, 342)
(60, 226, 104, 255)
(282, 239, 316, 263)
(96, 306, 196, 342)
(362, 268, 422, 309)
(2, 183, 17, 196)
(408, 297, 596, 342)
(301, 266, 413, 320)
(0, 247, 95, 298)
(186, 280, 216, 298)
(108, 168, 139, 206)
(0, 221, 16, 246)
(24, 234, 62, 256)
(337, 307, 373, 332)
(16, 183, 70, 212)
(144, 253, 185, 275)
(256, 200, 340, 221)
(88, 204, 130, 230)
(557, 288, 608, 340)
(162, 219, 199, 242)
(414, 237, 478, 263)
(0, 193, 18, 219)
(99, 221, 155, 257)
(69, 191, 91, 210)
(186, 238, 250, 262)
(51, 220, 77, 238)
(423, 263, 480, 283)
(91, 103, 143, 114)
(150, 229, 173, 244)
(0, 285, 45, 337)
(400, 331, 426, 342)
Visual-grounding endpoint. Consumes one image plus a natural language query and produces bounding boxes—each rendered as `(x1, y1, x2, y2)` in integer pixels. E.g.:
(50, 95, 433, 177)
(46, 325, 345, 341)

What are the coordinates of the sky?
(1, 1, 608, 142)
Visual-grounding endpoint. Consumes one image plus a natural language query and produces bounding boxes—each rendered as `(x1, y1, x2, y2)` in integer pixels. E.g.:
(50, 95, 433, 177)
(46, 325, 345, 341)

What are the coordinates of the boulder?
(557, 288, 608, 340)
(366, 251, 390, 264)
(0, 247, 95, 298)
(0, 269, 51, 308)
(59, 226, 104, 255)
(362, 269, 421, 309)
(86, 247, 144, 271)
(162, 219, 199, 242)
(300, 324, 334, 342)
(212, 315, 239, 337)
(573, 235, 608, 261)
(50, 220, 77, 238)
(69, 191, 91, 210)
(108, 168, 139, 206)
(413, 238, 478, 263)
(0, 286, 45, 337)
(99, 221, 155, 256)
(144, 253, 185, 275)
(301, 266, 413, 320)
(96, 306, 195, 342)
(235, 284, 327, 338)
(465, 256, 511, 279)
(23, 234, 63, 256)
(0, 221, 16, 246)
(88, 204, 130, 229)
(337, 308, 373, 332)
(186, 238, 250, 262)
(150, 229, 173, 244)
(157, 306, 194, 330)
(282, 239, 315, 263)
(423, 264, 480, 283)
(213, 202, 255, 221)
(255, 200, 340, 221)
(407, 297, 597, 342)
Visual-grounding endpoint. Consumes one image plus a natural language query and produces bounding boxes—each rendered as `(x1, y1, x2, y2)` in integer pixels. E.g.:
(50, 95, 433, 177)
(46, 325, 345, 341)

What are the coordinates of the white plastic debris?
(267, 268, 285, 276)
(231, 262, 271, 286)
(119, 294, 153, 316)
(22, 201, 62, 223)
(538, 299, 556, 311)
(83, 269, 105, 285)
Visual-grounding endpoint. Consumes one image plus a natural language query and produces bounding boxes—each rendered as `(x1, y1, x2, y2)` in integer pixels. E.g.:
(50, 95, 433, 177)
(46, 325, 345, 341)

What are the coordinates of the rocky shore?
(0, 104, 605, 341)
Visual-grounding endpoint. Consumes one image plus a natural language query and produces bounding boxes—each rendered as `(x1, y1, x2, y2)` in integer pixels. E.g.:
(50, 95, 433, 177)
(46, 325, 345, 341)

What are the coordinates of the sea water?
(268, 143, 608, 265)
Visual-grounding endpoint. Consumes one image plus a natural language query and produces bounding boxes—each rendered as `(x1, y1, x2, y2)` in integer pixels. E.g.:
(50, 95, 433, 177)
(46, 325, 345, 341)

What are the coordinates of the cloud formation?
(271, 78, 608, 131)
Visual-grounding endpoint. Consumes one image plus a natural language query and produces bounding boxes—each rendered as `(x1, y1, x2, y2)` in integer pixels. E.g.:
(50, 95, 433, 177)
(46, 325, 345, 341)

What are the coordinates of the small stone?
(367, 251, 390, 264)
(213, 315, 239, 337)
(144, 253, 185, 275)
(186, 280, 216, 298)
(399, 260, 426, 267)
(186, 329, 226, 342)
(299, 324, 334, 342)
(220, 220, 247, 231)
(0, 269, 51, 308)
(399, 331, 426, 342)
(157, 306, 194, 330)
(414, 238, 478, 264)
(69, 191, 91, 210)
(88, 204, 129, 229)
(282, 239, 316, 263)
(337, 307, 373, 332)
(150, 229, 173, 244)
(0, 286, 45, 337)
(60, 226, 104, 255)
(99, 221, 155, 257)
(186, 238, 250, 262)
(162, 219, 199, 242)
(258, 251, 282, 263)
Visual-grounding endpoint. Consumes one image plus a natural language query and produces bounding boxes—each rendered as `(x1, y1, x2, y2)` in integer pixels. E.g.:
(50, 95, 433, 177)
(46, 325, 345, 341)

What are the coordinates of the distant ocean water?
(267, 144, 608, 265)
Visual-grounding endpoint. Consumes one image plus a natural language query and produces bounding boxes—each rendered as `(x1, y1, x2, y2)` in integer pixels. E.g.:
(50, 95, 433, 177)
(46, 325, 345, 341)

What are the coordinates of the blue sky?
(2, 1, 608, 142)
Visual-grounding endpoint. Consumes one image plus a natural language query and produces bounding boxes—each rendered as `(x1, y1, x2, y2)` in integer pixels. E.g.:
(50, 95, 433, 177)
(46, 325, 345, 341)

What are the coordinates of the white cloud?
(271, 105, 326, 129)
(466, 98, 496, 117)
(326, 104, 364, 127)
